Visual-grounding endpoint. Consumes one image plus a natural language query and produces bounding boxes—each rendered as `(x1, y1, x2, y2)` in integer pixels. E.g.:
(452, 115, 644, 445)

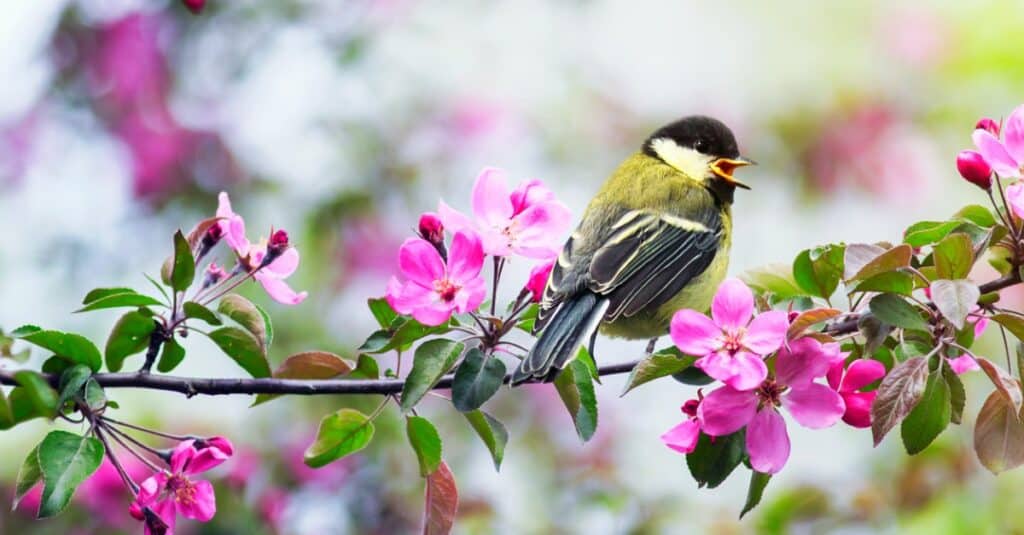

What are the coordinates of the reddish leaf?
(871, 356, 929, 446)
(976, 358, 1023, 412)
(786, 308, 841, 339)
(846, 244, 912, 282)
(423, 461, 458, 535)
(974, 390, 1024, 474)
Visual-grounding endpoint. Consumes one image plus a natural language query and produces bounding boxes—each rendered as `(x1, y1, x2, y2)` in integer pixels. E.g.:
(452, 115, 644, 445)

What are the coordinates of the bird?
(510, 115, 754, 385)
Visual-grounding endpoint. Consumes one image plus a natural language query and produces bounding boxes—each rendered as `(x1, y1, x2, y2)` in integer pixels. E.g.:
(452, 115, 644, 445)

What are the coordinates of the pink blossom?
(973, 104, 1024, 178)
(947, 354, 979, 375)
(661, 398, 702, 454)
(439, 168, 571, 259)
(1008, 184, 1024, 220)
(670, 278, 789, 390)
(525, 260, 554, 303)
(698, 337, 845, 473)
(131, 439, 231, 534)
(977, 118, 1001, 137)
(386, 231, 487, 326)
(216, 192, 251, 255)
(956, 150, 992, 189)
(182, 0, 206, 14)
(418, 212, 445, 246)
(258, 488, 289, 533)
(827, 358, 886, 428)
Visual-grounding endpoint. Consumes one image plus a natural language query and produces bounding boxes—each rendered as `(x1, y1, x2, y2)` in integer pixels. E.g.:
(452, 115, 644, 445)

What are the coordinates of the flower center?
(167, 473, 198, 506)
(433, 279, 460, 302)
(720, 328, 746, 355)
(756, 380, 785, 408)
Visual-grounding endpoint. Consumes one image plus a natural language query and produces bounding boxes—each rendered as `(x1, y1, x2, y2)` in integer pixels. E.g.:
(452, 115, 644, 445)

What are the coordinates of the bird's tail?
(511, 293, 609, 385)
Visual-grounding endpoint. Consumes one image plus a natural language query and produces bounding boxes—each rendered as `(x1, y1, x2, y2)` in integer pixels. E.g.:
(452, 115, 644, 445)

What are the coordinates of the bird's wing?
(535, 206, 722, 331)
(587, 207, 722, 320)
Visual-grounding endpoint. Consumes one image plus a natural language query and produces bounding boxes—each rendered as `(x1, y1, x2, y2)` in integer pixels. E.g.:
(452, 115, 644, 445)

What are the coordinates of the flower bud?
(203, 262, 228, 289)
(418, 212, 444, 245)
(681, 399, 700, 417)
(182, 0, 206, 14)
(197, 224, 225, 261)
(260, 229, 290, 268)
(956, 150, 993, 189)
(975, 117, 1001, 137)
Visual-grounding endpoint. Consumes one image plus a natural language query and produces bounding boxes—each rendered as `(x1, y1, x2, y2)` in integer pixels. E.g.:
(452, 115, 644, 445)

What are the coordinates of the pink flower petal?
(177, 479, 216, 521)
(510, 178, 556, 215)
(973, 129, 1020, 177)
(697, 385, 758, 436)
(264, 247, 300, 278)
(188, 445, 231, 474)
(1004, 104, 1024, 165)
(386, 279, 434, 315)
(742, 310, 789, 355)
(947, 354, 979, 375)
(841, 391, 875, 428)
(670, 310, 722, 356)
(510, 202, 573, 259)
(660, 419, 701, 454)
(973, 313, 989, 338)
(477, 227, 515, 257)
(136, 473, 166, 505)
(447, 231, 485, 283)
(826, 359, 843, 391)
(722, 352, 768, 391)
(525, 260, 555, 302)
(1007, 184, 1024, 220)
(711, 278, 754, 330)
(471, 167, 514, 227)
(398, 238, 445, 287)
(775, 337, 834, 388)
(170, 441, 197, 473)
(782, 383, 845, 429)
(149, 497, 178, 534)
(437, 200, 476, 233)
(453, 276, 487, 314)
(411, 301, 455, 326)
(746, 409, 790, 474)
(255, 274, 308, 305)
(840, 359, 887, 392)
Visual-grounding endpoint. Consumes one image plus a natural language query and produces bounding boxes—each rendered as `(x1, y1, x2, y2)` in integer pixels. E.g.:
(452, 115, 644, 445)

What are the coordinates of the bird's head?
(642, 116, 755, 197)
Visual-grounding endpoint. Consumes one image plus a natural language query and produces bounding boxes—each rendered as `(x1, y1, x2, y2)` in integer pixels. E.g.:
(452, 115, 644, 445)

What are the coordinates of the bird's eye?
(695, 140, 706, 151)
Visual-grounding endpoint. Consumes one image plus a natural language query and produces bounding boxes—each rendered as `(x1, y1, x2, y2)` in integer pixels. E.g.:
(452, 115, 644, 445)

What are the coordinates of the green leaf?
(868, 294, 930, 331)
(255, 303, 274, 349)
(943, 361, 966, 425)
(13, 371, 58, 418)
(686, 430, 745, 489)
(56, 365, 92, 410)
(741, 264, 807, 299)
(368, 298, 398, 329)
(621, 348, 696, 396)
(992, 313, 1024, 343)
(144, 273, 171, 304)
(851, 271, 914, 296)
(672, 366, 715, 386)
(845, 244, 912, 282)
(156, 337, 186, 373)
(254, 351, 355, 405)
(900, 370, 951, 454)
(451, 348, 506, 412)
(903, 220, 961, 247)
(13, 327, 102, 372)
(218, 294, 268, 349)
(361, 317, 453, 355)
(82, 379, 106, 412)
(37, 430, 104, 517)
(167, 230, 196, 292)
(872, 356, 930, 445)
(740, 471, 772, 519)
(406, 416, 443, 477)
(400, 339, 465, 411)
(955, 205, 997, 228)
(14, 444, 42, 511)
(76, 291, 163, 312)
(575, 345, 600, 383)
(930, 279, 980, 330)
(792, 245, 844, 299)
(104, 311, 156, 372)
(463, 410, 508, 471)
(207, 327, 271, 378)
(423, 461, 458, 535)
(183, 301, 222, 326)
(933, 233, 974, 280)
(304, 408, 375, 468)
(974, 389, 1024, 474)
(553, 359, 598, 442)
(349, 354, 380, 380)
(516, 304, 539, 333)
(82, 287, 137, 305)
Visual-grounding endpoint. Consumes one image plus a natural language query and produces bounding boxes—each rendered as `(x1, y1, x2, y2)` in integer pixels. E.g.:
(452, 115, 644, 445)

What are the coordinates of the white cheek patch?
(650, 138, 712, 181)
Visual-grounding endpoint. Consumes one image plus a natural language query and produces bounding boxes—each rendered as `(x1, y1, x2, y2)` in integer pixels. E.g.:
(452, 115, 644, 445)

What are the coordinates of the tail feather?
(511, 294, 608, 385)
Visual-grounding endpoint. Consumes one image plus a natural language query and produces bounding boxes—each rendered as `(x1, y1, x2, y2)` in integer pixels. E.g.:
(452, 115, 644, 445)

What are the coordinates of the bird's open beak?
(711, 157, 755, 190)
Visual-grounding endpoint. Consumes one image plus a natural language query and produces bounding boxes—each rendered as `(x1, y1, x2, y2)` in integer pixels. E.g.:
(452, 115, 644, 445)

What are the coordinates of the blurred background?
(2, 0, 1024, 533)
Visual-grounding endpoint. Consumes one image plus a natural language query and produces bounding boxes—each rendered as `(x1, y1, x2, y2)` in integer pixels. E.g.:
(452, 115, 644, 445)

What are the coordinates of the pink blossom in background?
(670, 278, 789, 391)
(130, 439, 231, 533)
(224, 448, 262, 489)
(827, 358, 886, 428)
(699, 337, 845, 473)
(258, 487, 290, 533)
(661, 398, 702, 454)
(0, 110, 39, 185)
(386, 231, 487, 325)
(525, 260, 554, 302)
(337, 217, 405, 286)
(973, 104, 1024, 178)
(77, 457, 149, 525)
(439, 168, 571, 259)
(880, 7, 948, 67)
(88, 14, 169, 109)
(285, 437, 351, 488)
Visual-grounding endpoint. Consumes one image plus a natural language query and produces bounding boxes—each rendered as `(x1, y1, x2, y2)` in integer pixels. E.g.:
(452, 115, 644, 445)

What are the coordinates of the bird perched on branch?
(511, 116, 754, 384)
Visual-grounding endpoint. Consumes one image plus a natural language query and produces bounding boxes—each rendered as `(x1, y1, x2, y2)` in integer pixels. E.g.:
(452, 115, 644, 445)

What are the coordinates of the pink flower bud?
(525, 260, 554, 303)
(418, 212, 445, 245)
(182, 0, 206, 14)
(204, 262, 228, 287)
(269, 229, 289, 249)
(681, 399, 700, 417)
(957, 150, 993, 189)
(975, 117, 1001, 137)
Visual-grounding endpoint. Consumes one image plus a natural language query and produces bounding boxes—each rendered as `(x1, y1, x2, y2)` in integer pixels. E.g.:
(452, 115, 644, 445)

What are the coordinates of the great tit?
(511, 116, 754, 384)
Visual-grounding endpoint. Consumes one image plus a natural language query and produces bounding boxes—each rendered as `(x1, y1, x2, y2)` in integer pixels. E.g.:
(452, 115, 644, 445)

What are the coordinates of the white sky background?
(0, 0, 1017, 532)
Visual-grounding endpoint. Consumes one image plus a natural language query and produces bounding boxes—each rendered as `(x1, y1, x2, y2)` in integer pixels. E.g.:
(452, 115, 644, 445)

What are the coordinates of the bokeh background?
(2, 0, 1024, 533)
